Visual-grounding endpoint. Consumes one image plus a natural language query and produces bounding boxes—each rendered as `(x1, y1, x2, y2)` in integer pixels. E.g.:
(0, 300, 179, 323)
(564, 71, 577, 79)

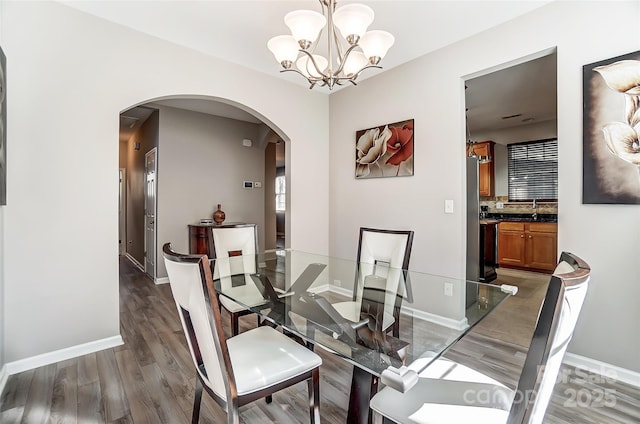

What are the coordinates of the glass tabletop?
(211, 250, 510, 377)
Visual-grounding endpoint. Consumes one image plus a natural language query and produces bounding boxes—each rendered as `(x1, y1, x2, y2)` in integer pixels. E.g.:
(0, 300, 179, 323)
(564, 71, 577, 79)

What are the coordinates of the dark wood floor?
(1, 258, 638, 423)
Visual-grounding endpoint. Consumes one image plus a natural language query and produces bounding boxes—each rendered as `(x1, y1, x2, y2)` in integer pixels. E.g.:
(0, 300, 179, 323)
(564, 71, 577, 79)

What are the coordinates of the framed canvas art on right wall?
(583, 50, 640, 204)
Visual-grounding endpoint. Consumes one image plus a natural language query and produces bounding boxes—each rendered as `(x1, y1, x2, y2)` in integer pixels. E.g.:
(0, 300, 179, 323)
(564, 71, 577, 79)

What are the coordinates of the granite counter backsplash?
(480, 196, 558, 215)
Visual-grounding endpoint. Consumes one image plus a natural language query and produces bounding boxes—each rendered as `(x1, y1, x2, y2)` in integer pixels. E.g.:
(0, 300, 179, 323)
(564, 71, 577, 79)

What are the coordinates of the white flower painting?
(355, 119, 414, 179)
(583, 50, 640, 204)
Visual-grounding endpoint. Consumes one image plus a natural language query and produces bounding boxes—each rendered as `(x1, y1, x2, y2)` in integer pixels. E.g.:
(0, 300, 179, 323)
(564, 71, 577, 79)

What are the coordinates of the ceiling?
(465, 52, 557, 137)
(97, 1, 556, 141)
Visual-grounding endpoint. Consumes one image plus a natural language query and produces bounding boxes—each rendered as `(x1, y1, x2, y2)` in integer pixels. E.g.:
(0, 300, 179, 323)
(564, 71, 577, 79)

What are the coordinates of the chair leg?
(307, 368, 321, 424)
(231, 312, 239, 336)
(371, 409, 383, 424)
(227, 405, 240, 424)
(192, 378, 203, 424)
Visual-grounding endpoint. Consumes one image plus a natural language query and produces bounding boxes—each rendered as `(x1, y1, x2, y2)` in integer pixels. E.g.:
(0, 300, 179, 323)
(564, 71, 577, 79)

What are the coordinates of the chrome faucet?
(532, 199, 537, 220)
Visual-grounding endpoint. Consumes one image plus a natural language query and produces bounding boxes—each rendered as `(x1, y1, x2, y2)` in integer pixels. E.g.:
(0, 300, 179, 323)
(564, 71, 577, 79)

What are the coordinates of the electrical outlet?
(333, 279, 341, 287)
(444, 282, 453, 297)
(496, 202, 504, 209)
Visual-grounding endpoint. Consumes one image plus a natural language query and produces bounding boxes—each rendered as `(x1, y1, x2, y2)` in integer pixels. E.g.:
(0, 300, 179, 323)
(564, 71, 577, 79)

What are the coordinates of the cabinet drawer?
(526, 222, 557, 233)
(498, 222, 524, 231)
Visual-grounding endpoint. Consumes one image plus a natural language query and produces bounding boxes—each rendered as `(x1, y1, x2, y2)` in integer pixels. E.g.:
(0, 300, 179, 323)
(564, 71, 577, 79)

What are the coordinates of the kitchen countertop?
(485, 213, 558, 223)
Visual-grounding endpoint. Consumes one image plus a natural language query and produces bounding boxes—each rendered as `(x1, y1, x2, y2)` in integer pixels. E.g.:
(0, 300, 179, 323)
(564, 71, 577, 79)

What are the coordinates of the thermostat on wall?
(243, 181, 254, 189)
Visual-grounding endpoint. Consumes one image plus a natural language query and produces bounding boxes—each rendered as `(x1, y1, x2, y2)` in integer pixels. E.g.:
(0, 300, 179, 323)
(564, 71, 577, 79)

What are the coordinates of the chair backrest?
(162, 243, 236, 405)
(507, 252, 591, 424)
(357, 227, 414, 270)
(355, 227, 414, 324)
(211, 224, 258, 279)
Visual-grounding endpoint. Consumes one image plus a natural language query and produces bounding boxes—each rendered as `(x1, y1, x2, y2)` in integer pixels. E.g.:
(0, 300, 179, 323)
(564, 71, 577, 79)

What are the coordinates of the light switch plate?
(445, 199, 454, 214)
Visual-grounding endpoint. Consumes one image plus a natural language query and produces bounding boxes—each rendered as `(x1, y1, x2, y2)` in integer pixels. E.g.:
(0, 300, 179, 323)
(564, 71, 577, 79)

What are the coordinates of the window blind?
(508, 139, 558, 201)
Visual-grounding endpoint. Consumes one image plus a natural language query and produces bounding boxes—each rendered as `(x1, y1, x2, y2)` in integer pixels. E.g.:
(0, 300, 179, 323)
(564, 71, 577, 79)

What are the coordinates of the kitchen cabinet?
(497, 221, 557, 272)
(470, 141, 495, 197)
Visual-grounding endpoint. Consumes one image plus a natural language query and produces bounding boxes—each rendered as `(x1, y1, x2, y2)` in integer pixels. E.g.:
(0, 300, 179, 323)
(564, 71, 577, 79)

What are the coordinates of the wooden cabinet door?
(472, 141, 495, 197)
(189, 225, 214, 256)
(498, 229, 525, 267)
(525, 230, 558, 271)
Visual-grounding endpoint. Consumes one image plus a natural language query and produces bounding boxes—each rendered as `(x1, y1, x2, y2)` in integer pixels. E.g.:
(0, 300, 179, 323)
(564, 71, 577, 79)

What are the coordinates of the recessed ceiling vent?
(501, 113, 522, 120)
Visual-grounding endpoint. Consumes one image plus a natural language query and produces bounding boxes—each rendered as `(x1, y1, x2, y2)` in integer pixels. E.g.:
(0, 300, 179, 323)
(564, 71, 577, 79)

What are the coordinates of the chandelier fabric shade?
(267, 0, 394, 90)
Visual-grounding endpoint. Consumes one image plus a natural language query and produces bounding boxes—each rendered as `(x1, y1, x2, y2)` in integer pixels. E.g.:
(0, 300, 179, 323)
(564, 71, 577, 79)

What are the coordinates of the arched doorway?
(118, 96, 290, 282)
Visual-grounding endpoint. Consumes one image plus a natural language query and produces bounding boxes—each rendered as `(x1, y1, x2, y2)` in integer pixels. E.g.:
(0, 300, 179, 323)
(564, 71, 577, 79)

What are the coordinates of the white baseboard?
(315, 285, 467, 330)
(125, 253, 144, 272)
(155, 276, 169, 285)
(401, 305, 469, 330)
(5, 335, 124, 375)
(563, 352, 640, 388)
(0, 364, 8, 397)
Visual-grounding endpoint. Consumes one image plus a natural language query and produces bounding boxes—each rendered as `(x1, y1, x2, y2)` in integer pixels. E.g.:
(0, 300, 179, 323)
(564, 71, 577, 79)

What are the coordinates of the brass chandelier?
(267, 0, 394, 90)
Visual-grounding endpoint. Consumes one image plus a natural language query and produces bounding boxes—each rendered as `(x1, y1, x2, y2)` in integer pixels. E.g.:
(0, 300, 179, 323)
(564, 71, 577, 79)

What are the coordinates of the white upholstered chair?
(332, 227, 414, 337)
(369, 251, 591, 424)
(162, 243, 322, 424)
(210, 224, 262, 336)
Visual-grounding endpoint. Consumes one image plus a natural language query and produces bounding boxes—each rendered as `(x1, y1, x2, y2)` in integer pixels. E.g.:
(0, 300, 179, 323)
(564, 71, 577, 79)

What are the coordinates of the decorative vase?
(213, 204, 226, 224)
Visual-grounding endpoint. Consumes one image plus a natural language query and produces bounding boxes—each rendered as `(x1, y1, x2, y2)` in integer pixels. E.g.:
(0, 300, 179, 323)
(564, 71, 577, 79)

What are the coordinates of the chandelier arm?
(298, 49, 330, 79)
(279, 68, 318, 86)
(347, 63, 382, 80)
(332, 43, 361, 77)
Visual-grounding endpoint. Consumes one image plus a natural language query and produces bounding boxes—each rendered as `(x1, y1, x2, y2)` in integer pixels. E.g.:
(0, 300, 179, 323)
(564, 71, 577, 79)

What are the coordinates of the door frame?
(144, 148, 157, 280)
(119, 168, 126, 255)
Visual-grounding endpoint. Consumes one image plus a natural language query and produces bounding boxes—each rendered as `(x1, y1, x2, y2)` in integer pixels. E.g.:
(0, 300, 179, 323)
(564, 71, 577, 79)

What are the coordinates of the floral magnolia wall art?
(355, 119, 414, 179)
(583, 50, 640, 204)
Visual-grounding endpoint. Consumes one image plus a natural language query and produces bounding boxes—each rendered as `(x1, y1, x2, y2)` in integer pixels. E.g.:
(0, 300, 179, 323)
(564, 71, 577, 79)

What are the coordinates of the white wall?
(0, 0, 5, 377)
(1, 0, 328, 363)
(156, 105, 266, 278)
(0, 205, 4, 374)
(329, 0, 640, 372)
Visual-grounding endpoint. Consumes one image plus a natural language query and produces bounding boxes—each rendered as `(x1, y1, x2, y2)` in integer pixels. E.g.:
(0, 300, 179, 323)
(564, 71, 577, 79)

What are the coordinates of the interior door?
(144, 148, 157, 280)
(119, 168, 126, 255)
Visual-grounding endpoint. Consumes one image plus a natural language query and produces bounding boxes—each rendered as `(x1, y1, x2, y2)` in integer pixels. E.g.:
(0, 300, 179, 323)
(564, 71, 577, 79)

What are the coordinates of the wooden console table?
(188, 222, 246, 257)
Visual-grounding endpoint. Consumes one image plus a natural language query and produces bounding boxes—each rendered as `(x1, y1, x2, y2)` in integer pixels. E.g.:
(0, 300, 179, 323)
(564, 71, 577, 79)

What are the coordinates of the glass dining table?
(211, 250, 511, 424)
